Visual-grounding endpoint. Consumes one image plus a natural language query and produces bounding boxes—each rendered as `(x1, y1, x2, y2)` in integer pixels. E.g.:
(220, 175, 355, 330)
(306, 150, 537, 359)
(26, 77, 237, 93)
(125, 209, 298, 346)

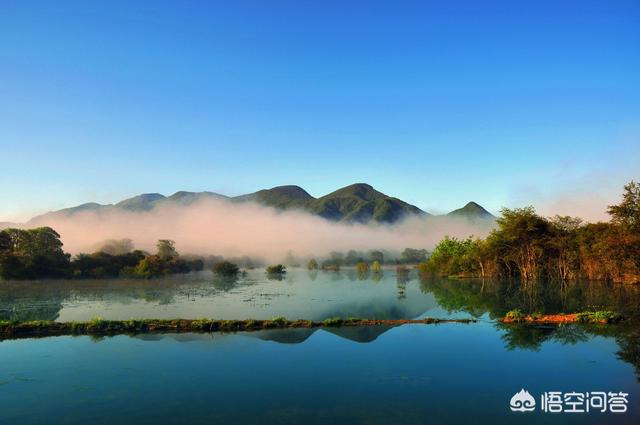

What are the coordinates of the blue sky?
(1, 0, 639, 220)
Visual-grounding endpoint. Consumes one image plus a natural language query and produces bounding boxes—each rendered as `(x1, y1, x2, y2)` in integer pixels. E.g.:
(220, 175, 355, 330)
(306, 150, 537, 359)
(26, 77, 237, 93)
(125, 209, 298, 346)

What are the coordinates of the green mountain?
(234, 183, 428, 223)
(115, 193, 166, 211)
(167, 191, 229, 206)
(23, 184, 493, 225)
(447, 201, 495, 220)
(233, 185, 313, 209)
(307, 183, 428, 223)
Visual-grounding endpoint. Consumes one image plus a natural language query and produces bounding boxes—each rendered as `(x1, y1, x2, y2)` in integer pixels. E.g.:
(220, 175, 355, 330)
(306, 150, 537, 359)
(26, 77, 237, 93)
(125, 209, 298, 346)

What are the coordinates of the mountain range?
(19, 183, 494, 226)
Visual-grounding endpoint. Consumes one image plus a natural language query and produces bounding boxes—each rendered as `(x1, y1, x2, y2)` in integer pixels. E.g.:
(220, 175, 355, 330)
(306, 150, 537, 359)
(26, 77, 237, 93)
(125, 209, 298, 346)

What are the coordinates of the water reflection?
(0, 270, 439, 322)
(2, 271, 640, 380)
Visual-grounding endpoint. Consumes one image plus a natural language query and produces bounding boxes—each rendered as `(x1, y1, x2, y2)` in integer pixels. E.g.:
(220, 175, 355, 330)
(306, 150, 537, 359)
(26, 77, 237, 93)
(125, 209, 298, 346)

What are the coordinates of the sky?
(1, 0, 639, 221)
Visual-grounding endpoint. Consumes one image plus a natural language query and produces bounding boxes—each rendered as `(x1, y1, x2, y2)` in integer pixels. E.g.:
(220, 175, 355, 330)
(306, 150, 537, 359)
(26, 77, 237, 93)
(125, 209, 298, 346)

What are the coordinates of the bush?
(322, 317, 343, 327)
(505, 309, 525, 322)
(307, 258, 318, 270)
(356, 262, 369, 273)
(266, 264, 286, 274)
(212, 261, 240, 276)
(371, 260, 382, 273)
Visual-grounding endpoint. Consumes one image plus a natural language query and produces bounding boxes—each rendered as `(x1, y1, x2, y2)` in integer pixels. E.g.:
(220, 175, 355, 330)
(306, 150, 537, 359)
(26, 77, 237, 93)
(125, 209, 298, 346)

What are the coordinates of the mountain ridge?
(22, 184, 495, 225)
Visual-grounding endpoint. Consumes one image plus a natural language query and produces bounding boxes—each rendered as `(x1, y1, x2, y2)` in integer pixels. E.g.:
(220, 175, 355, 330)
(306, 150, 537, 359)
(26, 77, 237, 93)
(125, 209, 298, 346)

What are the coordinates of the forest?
(420, 181, 640, 284)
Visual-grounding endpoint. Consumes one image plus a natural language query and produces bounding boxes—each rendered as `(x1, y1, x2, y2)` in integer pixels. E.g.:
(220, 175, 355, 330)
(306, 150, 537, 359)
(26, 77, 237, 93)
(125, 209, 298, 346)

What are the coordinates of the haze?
(26, 198, 494, 261)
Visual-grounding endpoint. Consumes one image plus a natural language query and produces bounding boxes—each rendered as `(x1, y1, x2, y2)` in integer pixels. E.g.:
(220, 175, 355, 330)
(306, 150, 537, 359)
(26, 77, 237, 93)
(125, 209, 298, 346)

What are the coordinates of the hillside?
(307, 183, 428, 223)
(447, 201, 495, 221)
(22, 184, 493, 225)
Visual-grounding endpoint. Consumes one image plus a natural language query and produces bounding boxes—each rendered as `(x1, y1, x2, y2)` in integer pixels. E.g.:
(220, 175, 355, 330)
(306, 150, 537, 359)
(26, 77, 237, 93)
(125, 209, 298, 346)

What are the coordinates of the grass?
(0, 317, 477, 340)
(502, 310, 623, 324)
(322, 317, 343, 327)
(505, 309, 525, 322)
(576, 310, 623, 324)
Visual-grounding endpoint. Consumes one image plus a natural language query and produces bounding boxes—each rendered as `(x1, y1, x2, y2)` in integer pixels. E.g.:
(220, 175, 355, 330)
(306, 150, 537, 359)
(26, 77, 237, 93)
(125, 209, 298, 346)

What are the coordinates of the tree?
(488, 207, 550, 281)
(400, 248, 428, 264)
(213, 261, 240, 276)
(548, 216, 582, 281)
(156, 240, 178, 260)
(345, 250, 364, 266)
(95, 238, 134, 255)
(608, 181, 640, 231)
(266, 264, 286, 274)
(356, 261, 369, 273)
(369, 250, 384, 264)
(371, 260, 382, 273)
(0, 227, 70, 279)
(307, 258, 318, 270)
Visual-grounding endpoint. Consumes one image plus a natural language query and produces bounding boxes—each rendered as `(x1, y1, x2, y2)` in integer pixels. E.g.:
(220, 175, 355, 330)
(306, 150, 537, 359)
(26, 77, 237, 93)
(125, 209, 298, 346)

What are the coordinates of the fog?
(25, 198, 495, 261)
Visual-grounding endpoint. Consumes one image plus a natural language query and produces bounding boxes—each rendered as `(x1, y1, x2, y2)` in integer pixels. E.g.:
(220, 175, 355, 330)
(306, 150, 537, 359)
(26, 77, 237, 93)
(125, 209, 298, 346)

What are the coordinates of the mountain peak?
(447, 201, 494, 220)
(312, 183, 426, 223)
(326, 183, 378, 200)
(266, 185, 314, 200)
(232, 185, 314, 209)
(116, 193, 166, 211)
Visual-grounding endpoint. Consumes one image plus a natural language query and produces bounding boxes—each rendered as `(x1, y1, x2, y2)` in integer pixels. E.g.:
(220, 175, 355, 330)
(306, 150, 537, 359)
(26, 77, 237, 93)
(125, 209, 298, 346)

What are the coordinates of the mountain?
(234, 183, 428, 223)
(167, 191, 228, 206)
(26, 191, 228, 224)
(447, 201, 495, 221)
(308, 183, 428, 223)
(19, 184, 494, 225)
(115, 193, 166, 211)
(233, 185, 313, 209)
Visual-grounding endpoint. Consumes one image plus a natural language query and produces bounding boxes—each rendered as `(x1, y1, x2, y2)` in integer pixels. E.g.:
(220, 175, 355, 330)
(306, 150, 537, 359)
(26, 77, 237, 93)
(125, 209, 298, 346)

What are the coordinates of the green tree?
(266, 264, 286, 274)
(369, 250, 384, 264)
(307, 258, 318, 270)
(400, 248, 428, 264)
(548, 215, 582, 281)
(371, 260, 382, 273)
(156, 239, 178, 260)
(213, 261, 240, 276)
(0, 227, 70, 279)
(607, 181, 640, 231)
(488, 207, 550, 281)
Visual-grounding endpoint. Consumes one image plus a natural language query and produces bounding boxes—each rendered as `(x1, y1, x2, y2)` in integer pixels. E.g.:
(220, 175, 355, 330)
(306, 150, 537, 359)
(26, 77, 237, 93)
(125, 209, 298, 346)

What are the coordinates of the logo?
(509, 390, 629, 414)
(510, 389, 536, 412)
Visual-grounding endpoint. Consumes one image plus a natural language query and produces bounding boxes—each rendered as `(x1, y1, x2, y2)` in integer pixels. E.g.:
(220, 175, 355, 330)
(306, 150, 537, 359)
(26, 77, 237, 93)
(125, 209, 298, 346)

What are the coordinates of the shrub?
(505, 309, 524, 322)
(371, 260, 382, 273)
(322, 317, 342, 327)
(212, 261, 240, 276)
(266, 264, 286, 274)
(356, 262, 369, 273)
(307, 259, 318, 270)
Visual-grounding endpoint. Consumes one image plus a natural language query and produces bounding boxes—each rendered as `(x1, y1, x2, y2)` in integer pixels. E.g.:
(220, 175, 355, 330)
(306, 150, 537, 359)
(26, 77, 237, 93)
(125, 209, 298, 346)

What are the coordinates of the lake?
(1, 269, 639, 424)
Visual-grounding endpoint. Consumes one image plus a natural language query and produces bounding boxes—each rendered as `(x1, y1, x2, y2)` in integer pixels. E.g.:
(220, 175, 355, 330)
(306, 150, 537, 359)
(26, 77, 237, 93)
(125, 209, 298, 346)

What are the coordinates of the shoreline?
(0, 311, 624, 340)
(500, 311, 623, 324)
(0, 317, 476, 340)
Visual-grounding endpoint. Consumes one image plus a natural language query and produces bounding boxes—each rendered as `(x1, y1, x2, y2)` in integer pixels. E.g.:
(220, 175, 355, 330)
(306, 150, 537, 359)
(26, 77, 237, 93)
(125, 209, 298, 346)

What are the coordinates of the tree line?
(420, 181, 640, 284)
(0, 233, 204, 280)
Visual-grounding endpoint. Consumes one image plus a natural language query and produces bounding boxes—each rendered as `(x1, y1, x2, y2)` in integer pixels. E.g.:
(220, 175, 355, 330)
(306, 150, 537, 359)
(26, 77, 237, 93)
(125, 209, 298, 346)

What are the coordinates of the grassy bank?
(500, 309, 623, 324)
(0, 317, 477, 340)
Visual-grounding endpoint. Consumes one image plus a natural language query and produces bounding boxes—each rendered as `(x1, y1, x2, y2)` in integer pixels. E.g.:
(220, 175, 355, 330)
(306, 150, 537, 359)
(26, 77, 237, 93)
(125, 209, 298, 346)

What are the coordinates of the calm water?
(1, 270, 639, 424)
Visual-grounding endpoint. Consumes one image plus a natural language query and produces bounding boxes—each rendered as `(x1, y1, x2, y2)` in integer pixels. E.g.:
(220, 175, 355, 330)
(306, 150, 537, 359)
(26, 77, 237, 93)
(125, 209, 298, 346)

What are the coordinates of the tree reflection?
(211, 275, 239, 291)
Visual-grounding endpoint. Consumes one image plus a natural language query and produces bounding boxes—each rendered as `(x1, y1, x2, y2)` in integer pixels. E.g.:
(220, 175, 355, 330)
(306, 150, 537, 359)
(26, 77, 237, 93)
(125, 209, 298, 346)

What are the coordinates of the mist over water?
(24, 198, 495, 260)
